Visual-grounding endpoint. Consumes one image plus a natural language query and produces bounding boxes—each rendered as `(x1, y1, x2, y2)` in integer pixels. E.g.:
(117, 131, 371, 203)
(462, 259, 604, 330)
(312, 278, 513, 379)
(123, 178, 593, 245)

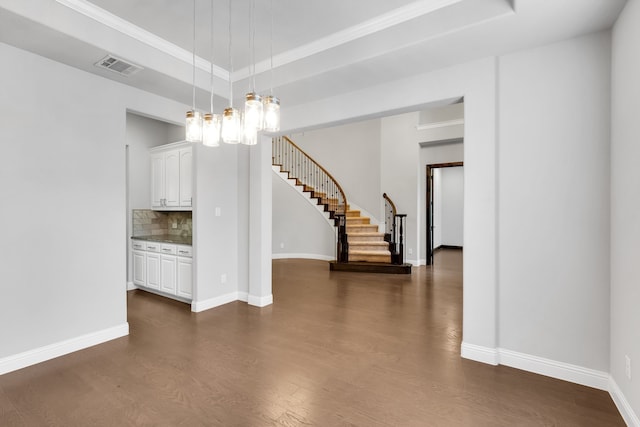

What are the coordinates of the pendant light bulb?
(203, 113, 221, 147)
(241, 111, 258, 145)
(221, 107, 241, 144)
(244, 92, 263, 131)
(186, 110, 203, 142)
(263, 96, 280, 132)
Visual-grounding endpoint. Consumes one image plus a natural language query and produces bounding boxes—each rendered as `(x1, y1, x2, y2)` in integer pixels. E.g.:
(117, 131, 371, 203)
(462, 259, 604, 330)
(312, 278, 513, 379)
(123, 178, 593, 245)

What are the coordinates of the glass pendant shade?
(263, 96, 280, 132)
(202, 113, 221, 147)
(241, 114, 258, 145)
(186, 110, 203, 142)
(244, 92, 263, 131)
(221, 107, 241, 144)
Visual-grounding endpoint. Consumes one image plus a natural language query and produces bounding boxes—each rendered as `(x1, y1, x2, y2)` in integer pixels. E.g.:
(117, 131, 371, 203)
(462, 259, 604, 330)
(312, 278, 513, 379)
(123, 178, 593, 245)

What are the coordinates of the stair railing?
(383, 193, 406, 265)
(273, 136, 349, 262)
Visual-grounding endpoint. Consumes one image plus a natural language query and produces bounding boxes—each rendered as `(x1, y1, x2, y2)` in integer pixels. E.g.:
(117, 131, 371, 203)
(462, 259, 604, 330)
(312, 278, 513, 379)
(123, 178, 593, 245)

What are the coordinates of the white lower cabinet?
(132, 250, 146, 287)
(131, 240, 192, 301)
(146, 253, 161, 290)
(177, 257, 193, 299)
(160, 255, 177, 294)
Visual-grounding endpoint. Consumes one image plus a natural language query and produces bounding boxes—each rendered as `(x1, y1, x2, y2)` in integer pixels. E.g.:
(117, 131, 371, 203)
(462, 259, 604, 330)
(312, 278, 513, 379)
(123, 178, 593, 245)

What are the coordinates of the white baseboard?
(126, 281, 137, 291)
(191, 292, 240, 312)
(498, 348, 609, 391)
(461, 342, 499, 365)
(248, 294, 273, 307)
(272, 253, 334, 261)
(461, 343, 609, 390)
(0, 323, 129, 375)
(190, 291, 270, 312)
(609, 377, 640, 427)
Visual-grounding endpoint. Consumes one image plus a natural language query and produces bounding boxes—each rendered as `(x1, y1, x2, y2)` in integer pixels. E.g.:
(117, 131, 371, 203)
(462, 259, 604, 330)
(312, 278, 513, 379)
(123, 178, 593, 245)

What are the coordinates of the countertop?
(131, 234, 192, 245)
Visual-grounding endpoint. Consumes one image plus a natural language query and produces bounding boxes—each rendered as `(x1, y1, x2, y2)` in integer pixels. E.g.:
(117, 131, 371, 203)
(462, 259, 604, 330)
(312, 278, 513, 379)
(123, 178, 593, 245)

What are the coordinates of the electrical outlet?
(408, 248, 413, 255)
(280, 242, 284, 249)
(172, 221, 178, 229)
(626, 355, 632, 380)
(215, 207, 221, 217)
(221, 273, 227, 284)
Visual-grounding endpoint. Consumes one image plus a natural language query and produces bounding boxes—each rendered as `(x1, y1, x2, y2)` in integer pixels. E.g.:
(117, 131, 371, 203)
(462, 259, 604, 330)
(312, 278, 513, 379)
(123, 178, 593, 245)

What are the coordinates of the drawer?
(132, 241, 145, 251)
(176, 245, 192, 258)
(145, 242, 161, 252)
(160, 244, 177, 255)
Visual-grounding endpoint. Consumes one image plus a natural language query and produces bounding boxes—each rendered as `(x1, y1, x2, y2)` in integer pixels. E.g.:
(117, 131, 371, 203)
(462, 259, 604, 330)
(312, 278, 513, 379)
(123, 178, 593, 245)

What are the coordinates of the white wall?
(0, 42, 186, 363)
(290, 119, 383, 223)
(272, 172, 336, 260)
(435, 167, 464, 248)
(611, 0, 640, 423)
(418, 103, 464, 143)
(192, 142, 241, 307)
(498, 32, 611, 372)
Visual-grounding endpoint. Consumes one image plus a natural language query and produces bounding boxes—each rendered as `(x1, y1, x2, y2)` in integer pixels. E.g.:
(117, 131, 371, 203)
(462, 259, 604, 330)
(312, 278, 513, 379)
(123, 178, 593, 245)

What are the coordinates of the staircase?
(272, 136, 409, 273)
(346, 209, 391, 262)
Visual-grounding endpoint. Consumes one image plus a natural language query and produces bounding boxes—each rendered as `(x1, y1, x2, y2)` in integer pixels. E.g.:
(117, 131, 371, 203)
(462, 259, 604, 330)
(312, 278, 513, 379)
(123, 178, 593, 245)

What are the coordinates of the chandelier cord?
(209, 0, 214, 113)
(269, 0, 274, 95)
(228, 0, 233, 109)
(251, 0, 256, 92)
(192, 0, 197, 110)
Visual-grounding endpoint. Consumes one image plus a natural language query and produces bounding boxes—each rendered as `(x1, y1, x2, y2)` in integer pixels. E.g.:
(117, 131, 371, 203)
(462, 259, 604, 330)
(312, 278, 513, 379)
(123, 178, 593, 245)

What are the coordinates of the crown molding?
(57, 0, 462, 83)
(416, 119, 465, 131)
(234, 0, 463, 81)
(55, 0, 229, 80)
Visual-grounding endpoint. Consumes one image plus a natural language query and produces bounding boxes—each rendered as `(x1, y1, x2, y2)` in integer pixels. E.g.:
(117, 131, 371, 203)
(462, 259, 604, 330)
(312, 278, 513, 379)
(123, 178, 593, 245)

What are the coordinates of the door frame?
(426, 162, 463, 265)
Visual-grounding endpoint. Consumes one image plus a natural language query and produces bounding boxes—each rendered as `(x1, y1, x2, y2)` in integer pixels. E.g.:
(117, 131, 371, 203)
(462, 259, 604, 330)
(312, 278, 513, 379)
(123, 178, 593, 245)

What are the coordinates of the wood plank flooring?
(0, 250, 625, 426)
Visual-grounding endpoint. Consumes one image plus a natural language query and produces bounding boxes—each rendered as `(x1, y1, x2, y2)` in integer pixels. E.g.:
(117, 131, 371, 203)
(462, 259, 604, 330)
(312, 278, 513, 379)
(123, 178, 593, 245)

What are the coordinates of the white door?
(146, 252, 161, 290)
(132, 250, 146, 287)
(176, 257, 193, 299)
(160, 255, 177, 294)
(179, 147, 192, 207)
(164, 150, 180, 207)
(150, 153, 165, 208)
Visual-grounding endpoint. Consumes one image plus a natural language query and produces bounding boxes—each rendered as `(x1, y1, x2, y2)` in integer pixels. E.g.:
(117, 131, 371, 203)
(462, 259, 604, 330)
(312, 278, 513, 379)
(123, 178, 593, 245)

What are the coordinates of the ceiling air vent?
(95, 55, 143, 77)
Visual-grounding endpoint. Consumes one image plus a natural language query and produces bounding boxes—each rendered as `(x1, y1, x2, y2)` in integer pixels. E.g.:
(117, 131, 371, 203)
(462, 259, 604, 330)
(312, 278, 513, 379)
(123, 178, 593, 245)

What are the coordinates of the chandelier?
(185, 0, 280, 146)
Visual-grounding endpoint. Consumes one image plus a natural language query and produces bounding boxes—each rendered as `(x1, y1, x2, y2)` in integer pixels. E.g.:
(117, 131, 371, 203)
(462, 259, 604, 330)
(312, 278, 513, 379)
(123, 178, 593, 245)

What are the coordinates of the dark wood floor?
(0, 250, 624, 426)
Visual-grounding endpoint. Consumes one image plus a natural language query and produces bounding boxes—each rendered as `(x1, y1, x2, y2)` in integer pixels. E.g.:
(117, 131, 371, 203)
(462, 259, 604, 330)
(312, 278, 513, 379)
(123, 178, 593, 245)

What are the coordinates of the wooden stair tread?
(349, 241, 389, 245)
(349, 250, 392, 255)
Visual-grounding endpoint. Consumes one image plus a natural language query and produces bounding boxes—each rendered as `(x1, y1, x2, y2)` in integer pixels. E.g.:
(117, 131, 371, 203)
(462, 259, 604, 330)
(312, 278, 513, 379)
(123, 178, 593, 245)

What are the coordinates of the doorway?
(426, 162, 464, 265)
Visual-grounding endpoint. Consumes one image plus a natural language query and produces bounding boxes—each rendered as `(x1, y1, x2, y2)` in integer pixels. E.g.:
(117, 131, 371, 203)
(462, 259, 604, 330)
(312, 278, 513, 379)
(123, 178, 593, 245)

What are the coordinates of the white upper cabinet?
(179, 148, 193, 207)
(150, 153, 165, 208)
(150, 142, 193, 210)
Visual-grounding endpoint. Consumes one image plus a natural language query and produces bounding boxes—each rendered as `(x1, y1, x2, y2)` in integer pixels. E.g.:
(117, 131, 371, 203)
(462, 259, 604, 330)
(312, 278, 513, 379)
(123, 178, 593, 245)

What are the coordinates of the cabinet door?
(176, 257, 193, 299)
(164, 150, 180, 207)
(179, 147, 193, 208)
(146, 252, 161, 290)
(150, 153, 165, 209)
(160, 255, 177, 294)
(132, 250, 146, 287)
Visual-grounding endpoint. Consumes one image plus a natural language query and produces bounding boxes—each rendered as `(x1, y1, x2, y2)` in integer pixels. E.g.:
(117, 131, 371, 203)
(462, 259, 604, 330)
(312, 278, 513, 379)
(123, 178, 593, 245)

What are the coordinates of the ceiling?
(0, 0, 627, 114)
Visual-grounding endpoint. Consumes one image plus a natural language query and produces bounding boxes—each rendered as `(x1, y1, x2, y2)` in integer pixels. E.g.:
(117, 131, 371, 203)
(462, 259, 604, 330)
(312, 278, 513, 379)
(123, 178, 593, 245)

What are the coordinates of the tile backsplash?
(132, 209, 192, 237)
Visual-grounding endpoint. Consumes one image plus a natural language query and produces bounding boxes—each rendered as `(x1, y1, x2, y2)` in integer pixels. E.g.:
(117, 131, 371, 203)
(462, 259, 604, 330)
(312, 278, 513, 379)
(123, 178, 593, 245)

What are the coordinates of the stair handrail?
(382, 193, 406, 265)
(272, 136, 349, 262)
(383, 193, 397, 217)
(273, 136, 348, 214)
